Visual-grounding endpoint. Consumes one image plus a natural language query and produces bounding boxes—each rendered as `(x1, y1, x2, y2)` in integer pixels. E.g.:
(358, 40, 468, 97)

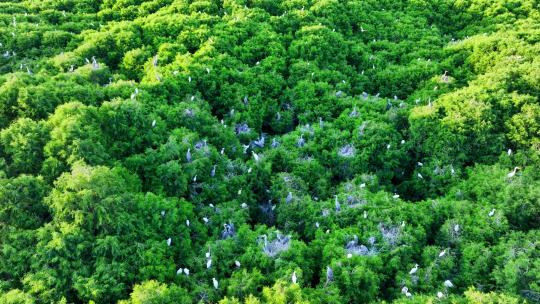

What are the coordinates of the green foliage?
(0, 0, 539, 303)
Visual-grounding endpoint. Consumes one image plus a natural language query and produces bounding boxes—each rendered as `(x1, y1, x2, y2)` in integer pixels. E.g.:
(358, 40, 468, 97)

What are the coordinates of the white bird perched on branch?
(212, 278, 219, 289)
(444, 280, 454, 288)
(439, 249, 446, 258)
(507, 166, 520, 178)
(409, 264, 418, 275)
(291, 271, 297, 284)
(252, 151, 260, 162)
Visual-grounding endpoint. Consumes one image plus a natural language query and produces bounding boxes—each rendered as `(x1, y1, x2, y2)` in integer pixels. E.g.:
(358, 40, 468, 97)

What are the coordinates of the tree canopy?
(0, 0, 539, 303)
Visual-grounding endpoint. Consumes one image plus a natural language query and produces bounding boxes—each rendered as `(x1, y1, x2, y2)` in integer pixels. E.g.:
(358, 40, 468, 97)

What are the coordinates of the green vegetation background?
(0, 0, 539, 303)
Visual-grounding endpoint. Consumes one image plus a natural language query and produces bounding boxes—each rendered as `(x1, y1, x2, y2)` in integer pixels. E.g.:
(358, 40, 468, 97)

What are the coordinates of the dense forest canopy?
(0, 0, 539, 303)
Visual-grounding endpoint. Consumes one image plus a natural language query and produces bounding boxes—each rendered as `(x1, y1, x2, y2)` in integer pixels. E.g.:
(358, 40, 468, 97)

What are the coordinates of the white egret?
(235, 260, 241, 268)
(291, 271, 297, 284)
(186, 148, 191, 162)
(444, 280, 454, 288)
(507, 167, 520, 178)
(212, 278, 219, 289)
(252, 151, 260, 162)
(166, 238, 171, 246)
(409, 264, 418, 275)
(286, 192, 293, 204)
(207, 259, 212, 269)
(439, 249, 446, 258)
(489, 208, 496, 217)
